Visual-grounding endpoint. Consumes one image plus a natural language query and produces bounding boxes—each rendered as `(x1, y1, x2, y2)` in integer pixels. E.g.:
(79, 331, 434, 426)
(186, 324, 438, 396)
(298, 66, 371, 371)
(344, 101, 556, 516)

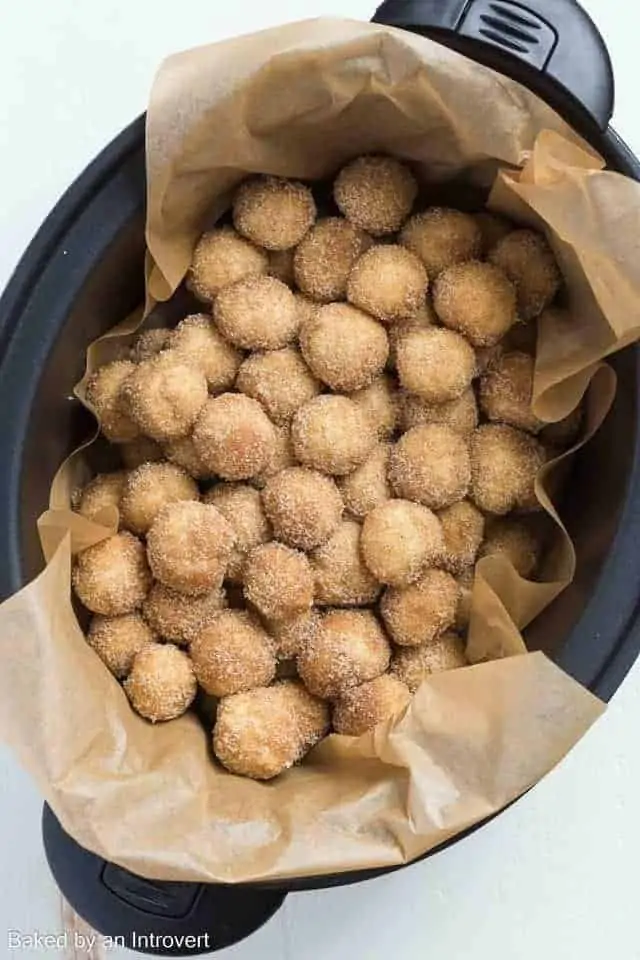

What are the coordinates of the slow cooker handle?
(371, 0, 614, 132)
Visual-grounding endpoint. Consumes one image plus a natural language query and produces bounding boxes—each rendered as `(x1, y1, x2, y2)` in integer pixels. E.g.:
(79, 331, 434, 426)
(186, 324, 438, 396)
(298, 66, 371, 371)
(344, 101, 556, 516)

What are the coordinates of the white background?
(1, 2, 639, 958)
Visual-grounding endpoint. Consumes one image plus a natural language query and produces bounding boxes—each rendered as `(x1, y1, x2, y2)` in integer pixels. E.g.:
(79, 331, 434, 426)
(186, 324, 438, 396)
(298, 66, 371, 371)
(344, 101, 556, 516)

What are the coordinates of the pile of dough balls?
(73, 157, 578, 780)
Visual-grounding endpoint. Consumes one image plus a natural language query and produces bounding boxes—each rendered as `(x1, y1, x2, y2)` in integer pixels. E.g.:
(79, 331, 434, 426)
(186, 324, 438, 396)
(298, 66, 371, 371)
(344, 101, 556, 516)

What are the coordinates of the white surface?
(1, 1, 639, 958)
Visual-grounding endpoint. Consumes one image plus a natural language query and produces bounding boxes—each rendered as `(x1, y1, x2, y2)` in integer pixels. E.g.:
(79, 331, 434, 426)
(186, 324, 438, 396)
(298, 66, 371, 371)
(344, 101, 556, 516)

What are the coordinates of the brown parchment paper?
(4, 17, 640, 883)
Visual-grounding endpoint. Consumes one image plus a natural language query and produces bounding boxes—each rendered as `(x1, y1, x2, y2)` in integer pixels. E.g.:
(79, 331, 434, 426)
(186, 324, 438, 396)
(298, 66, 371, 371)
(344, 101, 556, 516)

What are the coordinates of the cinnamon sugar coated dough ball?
(86, 361, 140, 443)
(163, 434, 211, 481)
(298, 609, 391, 699)
(73, 532, 151, 616)
(143, 581, 226, 646)
(214, 276, 300, 351)
(294, 217, 371, 302)
(389, 424, 471, 510)
(120, 463, 199, 536)
(400, 387, 478, 437)
(192, 394, 277, 481)
(433, 261, 517, 348)
(400, 208, 482, 277)
(292, 395, 376, 476)
(396, 328, 475, 403)
(387, 300, 437, 368)
(261, 467, 343, 551)
(166, 315, 241, 393)
(347, 245, 428, 323)
(480, 518, 542, 578)
(188, 227, 268, 302)
(253, 423, 296, 487)
(334, 156, 417, 236)
(268, 610, 320, 660)
(391, 632, 468, 692)
(338, 443, 392, 520)
(124, 643, 196, 722)
(489, 230, 562, 320)
(300, 303, 388, 392)
(351, 375, 399, 440)
(213, 681, 328, 780)
(190, 610, 276, 697)
(381, 569, 459, 647)
(146, 501, 235, 596)
(236, 348, 321, 424)
(204, 483, 271, 581)
(295, 293, 319, 328)
(470, 424, 546, 515)
(475, 211, 512, 254)
(361, 499, 444, 587)
(76, 471, 126, 524)
(87, 613, 155, 679)
(243, 543, 314, 621)
(311, 521, 380, 607)
(333, 675, 411, 736)
(130, 328, 170, 363)
(233, 176, 316, 251)
(120, 437, 164, 469)
(438, 500, 485, 575)
(480, 351, 544, 434)
(123, 353, 208, 442)
(268, 248, 295, 286)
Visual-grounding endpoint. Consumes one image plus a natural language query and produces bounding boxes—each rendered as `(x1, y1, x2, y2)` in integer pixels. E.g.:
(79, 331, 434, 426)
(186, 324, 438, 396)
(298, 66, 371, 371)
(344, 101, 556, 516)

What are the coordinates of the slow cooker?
(1, 0, 640, 955)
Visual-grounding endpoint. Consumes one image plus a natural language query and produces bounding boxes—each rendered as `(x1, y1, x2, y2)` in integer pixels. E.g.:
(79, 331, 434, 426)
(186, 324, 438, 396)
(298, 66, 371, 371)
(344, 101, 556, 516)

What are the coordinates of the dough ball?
(294, 217, 371, 302)
(337, 443, 392, 520)
(298, 609, 391, 698)
(268, 248, 296, 286)
(166, 314, 241, 393)
(253, 422, 297, 487)
(347, 244, 428, 323)
(433, 261, 517, 347)
(489, 229, 562, 320)
(386, 300, 437, 367)
(213, 680, 328, 780)
(87, 613, 155, 678)
(244, 542, 314, 621)
(76, 471, 127, 525)
(120, 437, 164, 469)
(333, 674, 411, 736)
(391, 632, 468, 692)
(381, 568, 459, 646)
(130, 328, 170, 363)
(86, 360, 140, 443)
(361, 499, 444, 587)
(268, 610, 320, 660)
(540, 404, 583, 449)
(146, 501, 235, 596)
(123, 353, 208, 442)
(295, 292, 319, 327)
(334, 155, 418, 236)
(124, 643, 197, 722)
(234, 176, 316, 250)
(389, 424, 471, 510)
(438, 500, 485, 575)
(396, 328, 475, 403)
(163, 434, 212, 481)
(261, 467, 343, 551)
(204, 483, 271, 581)
(120, 462, 199, 535)
(190, 610, 276, 696)
(236, 347, 321, 424)
(192, 394, 277, 481)
(470, 424, 546, 515)
(479, 351, 544, 434)
(350, 375, 399, 440)
(400, 207, 482, 277)
(142, 581, 226, 646)
(214, 276, 299, 351)
(292, 395, 377, 476)
(400, 387, 478, 437)
(475, 211, 512, 253)
(188, 226, 268, 301)
(479, 517, 542, 578)
(299, 302, 388, 392)
(73, 532, 151, 616)
(311, 521, 381, 606)
(455, 568, 474, 633)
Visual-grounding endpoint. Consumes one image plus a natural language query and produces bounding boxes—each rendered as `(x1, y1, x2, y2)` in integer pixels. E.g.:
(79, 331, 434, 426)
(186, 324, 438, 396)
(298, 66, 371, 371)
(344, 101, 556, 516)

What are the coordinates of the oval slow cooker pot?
(2, 0, 640, 955)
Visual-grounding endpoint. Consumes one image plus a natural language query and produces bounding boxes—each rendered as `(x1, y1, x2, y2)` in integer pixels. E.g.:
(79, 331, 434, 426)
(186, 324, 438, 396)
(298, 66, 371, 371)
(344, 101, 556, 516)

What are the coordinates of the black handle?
(372, 0, 614, 132)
